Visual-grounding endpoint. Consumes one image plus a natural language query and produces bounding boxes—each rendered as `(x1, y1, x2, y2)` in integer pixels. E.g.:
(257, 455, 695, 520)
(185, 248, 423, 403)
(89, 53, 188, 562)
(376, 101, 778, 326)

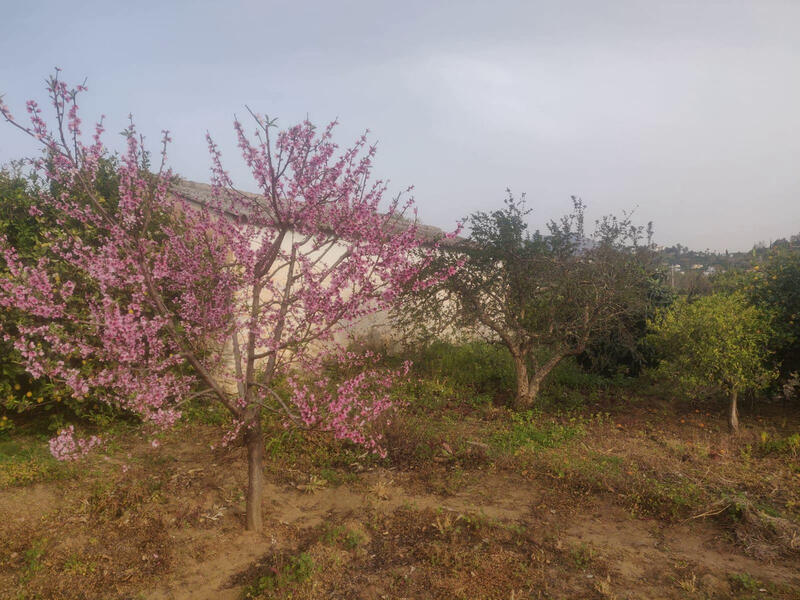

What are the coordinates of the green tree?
(748, 249, 800, 376)
(398, 193, 656, 408)
(648, 293, 776, 433)
(578, 266, 673, 377)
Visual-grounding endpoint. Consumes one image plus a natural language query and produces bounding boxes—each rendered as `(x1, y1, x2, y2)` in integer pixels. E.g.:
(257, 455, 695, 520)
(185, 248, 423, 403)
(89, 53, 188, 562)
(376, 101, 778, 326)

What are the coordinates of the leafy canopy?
(648, 292, 776, 397)
(397, 192, 657, 405)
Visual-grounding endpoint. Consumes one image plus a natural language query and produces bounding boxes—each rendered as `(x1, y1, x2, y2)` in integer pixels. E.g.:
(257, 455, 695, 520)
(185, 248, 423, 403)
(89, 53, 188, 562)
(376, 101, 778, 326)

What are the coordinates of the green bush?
(411, 341, 515, 397)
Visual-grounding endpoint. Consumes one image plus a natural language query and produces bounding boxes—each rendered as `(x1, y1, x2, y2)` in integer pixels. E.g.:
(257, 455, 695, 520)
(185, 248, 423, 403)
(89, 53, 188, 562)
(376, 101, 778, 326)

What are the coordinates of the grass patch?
(758, 431, 800, 457)
(0, 436, 73, 487)
(318, 467, 359, 487)
(411, 341, 516, 396)
(490, 410, 585, 453)
(20, 538, 47, 584)
(321, 524, 364, 550)
(568, 542, 596, 569)
(181, 399, 230, 426)
(729, 572, 766, 594)
(261, 419, 377, 486)
(243, 551, 315, 599)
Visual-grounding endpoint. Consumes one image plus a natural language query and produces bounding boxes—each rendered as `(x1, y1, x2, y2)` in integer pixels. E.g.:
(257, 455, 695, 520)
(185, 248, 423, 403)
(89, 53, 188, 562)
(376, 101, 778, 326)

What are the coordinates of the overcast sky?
(2, 1, 799, 251)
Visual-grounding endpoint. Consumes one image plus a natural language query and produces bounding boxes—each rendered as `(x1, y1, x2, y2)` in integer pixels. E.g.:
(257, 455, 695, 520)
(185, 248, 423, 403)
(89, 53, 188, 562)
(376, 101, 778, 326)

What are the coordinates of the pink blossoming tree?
(0, 73, 455, 529)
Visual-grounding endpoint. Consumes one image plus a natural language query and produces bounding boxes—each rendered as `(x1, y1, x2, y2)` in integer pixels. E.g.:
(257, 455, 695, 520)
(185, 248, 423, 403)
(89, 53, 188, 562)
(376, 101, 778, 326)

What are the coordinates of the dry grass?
(1, 386, 799, 599)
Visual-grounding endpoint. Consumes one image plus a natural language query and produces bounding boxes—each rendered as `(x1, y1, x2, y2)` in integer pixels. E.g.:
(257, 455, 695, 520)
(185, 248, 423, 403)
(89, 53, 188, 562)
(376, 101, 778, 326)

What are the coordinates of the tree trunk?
(513, 355, 530, 409)
(728, 390, 739, 434)
(244, 419, 264, 531)
(515, 352, 567, 409)
(526, 373, 545, 406)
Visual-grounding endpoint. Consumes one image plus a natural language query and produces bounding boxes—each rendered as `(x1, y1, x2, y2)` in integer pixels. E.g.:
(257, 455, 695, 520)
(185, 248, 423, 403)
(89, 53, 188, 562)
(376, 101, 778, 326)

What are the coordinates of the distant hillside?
(656, 233, 800, 275)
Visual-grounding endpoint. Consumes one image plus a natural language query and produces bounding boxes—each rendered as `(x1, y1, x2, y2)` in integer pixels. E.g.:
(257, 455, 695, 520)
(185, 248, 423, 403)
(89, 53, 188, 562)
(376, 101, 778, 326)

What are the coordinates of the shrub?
(411, 341, 515, 397)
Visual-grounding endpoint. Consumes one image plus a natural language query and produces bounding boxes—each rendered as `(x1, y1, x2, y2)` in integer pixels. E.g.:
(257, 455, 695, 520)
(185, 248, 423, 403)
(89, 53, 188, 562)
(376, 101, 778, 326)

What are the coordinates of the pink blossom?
(49, 425, 102, 461)
(1, 72, 457, 469)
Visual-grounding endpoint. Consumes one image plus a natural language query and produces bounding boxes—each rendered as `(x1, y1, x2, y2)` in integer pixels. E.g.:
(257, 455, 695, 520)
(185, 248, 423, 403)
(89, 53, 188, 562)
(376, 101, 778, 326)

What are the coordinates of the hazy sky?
(2, 0, 799, 251)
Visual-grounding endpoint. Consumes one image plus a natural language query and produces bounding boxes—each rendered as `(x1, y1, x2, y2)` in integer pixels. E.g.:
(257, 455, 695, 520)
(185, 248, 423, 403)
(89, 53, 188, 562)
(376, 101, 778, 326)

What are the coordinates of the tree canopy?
(0, 73, 454, 529)
(648, 292, 777, 432)
(397, 193, 657, 407)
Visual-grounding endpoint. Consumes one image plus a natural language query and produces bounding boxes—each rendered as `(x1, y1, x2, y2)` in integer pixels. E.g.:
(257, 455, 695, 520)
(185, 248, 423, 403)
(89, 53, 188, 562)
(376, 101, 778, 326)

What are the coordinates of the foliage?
(397, 192, 657, 407)
(648, 293, 777, 431)
(747, 248, 800, 375)
(671, 269, 713, 298)
(410, 341, 515, 397)
(710, 267, 755, 295)
(0, 72, 454, 529)
(0, 167, 62, 424)
(0, 161, 131, 430)
(649, 293, 776, 397)
(578, 266, 673, 377)
(777, 371, 800, 403)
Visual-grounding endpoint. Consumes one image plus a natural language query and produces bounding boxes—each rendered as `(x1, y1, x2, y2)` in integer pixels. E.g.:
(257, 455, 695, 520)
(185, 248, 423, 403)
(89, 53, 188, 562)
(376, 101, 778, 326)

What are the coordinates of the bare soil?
(1, 395, 799, 600)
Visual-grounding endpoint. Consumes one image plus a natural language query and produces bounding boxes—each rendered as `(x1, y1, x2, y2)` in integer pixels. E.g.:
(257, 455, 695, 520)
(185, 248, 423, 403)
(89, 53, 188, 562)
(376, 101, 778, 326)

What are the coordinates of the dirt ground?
(1, 393, 799, 600)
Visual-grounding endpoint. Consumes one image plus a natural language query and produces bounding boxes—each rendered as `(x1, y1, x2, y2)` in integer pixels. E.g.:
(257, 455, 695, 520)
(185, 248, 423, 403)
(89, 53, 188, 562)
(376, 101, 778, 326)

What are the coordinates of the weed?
(321, 524, 364, 550)
(181, 399, 229, 426)
(264, 427, 306, 460)
(594, 575, 618, 599)
(729, 572, 762, 593)
(551, 357, 603, 388)
(490, 410, 585, 453)
(243, 552, 315, 598)
(297, 474, 328, 494)
(568, 542, 596, 568)
(758, 431, 800, 457)
(395, 377, 460, 412)
(677, 572, 697, 593)
(62, 553, 98, 576)
(20, 538, 47, 584)
(369, 478, 392, 500)
(318, 467, 358, 486)
(411, 341, 515, 397)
